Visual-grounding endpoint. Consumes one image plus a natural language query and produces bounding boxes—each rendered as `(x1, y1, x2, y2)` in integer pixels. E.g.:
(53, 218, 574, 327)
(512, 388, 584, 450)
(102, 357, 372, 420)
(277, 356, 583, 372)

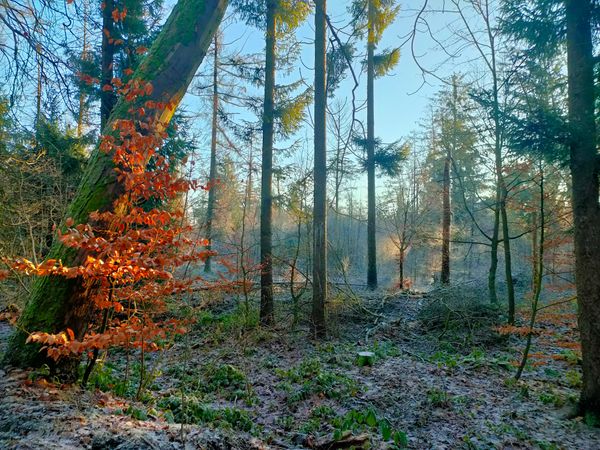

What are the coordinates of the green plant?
(538, 390, 565, 407)
(565, 369, 582, 388)
(126, 405, 148, 421)
(584, 412, 599, 428)
(276, 358, 358, 404)
(311, 405, 335, 419)
(559, 349, 580, 366)
(28, 364, 52, 382)
(330, 408, 408, 448)
(427, 387, 450, 407)
(276, 415, 295, 431)
(431, 351, 459, 369)
(157, 395, 254, 431)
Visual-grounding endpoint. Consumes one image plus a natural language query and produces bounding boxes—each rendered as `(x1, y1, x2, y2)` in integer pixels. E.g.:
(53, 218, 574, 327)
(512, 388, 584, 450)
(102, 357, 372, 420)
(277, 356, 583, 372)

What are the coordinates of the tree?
(501, 0, 600, 413)
(260, 0, 277, 325)
(440, 78, 460, 285)
(100, 0, 117, 129)
(232, 0, 310, 325)
(351, 0, 400, 290)
(3, 0, 229, 374)
(204, 31, 221, 273)
(565, 0, 600, 416)
(312, 0, 327, 337)
(449, 0, 516, 316)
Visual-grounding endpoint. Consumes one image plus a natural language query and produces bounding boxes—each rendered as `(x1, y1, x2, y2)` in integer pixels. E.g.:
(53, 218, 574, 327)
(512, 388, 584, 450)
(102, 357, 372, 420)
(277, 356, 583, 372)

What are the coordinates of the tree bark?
(366, 0, 377, 290)
(441, 79, 458, 285)
(260, 0, 276, 325)
(501, 187, 516, 324)
(565, 0, 600, 416)
(3, 0, 229, 373)
(100, 0, 117, 130)
(312, 0, 327, 338)
(204, 31, 220, 273)
(489, 208, 499, 304)
(77, 0, 90, 137)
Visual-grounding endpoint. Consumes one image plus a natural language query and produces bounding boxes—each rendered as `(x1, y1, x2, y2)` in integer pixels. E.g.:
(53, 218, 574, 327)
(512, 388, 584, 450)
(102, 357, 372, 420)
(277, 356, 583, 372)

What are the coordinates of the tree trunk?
(442, 78, 458, 285)
(100, 0, 117, 130)
(366, 0, 377, 290)
(204, 32, 220, 273)
(260, 0, 276, 325)
(531, 210, 538, 291)
(489, 206, 499, 304)
(311, 0, 327, 338)
(441, 154, 451, 284)
(3, 0, 229, 373)
(566, 0, 600, 416)
(501, 187, 516, 324)
(515, 165, 545, 380)
(398, 251, 404, 290)
(77, 0, 90, 137)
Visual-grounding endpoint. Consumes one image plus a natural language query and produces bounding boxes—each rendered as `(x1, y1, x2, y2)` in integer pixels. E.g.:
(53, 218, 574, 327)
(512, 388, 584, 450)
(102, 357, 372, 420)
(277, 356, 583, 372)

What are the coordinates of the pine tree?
(351, 0, 401, 290)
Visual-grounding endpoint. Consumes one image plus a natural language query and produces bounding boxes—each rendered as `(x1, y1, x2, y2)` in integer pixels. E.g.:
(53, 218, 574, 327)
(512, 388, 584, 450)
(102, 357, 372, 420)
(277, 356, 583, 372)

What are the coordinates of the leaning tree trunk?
(366, 0, 377, 290)
(565, 0, 600, 416)
(3, 0, 229, 373)
(260, 0, 277, 325)
(311, 0, 327, 338)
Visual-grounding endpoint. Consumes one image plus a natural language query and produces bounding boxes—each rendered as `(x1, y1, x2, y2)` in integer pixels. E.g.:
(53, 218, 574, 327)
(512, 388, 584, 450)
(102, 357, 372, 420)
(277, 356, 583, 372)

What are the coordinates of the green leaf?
(365, 409, 378, 427)
(380, 420, 392, 440)
(393, 431, 408, 447)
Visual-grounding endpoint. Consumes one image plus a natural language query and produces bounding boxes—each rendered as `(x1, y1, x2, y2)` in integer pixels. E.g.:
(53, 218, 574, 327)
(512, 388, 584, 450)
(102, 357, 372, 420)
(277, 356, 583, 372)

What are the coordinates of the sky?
(179, 1, 485, 160)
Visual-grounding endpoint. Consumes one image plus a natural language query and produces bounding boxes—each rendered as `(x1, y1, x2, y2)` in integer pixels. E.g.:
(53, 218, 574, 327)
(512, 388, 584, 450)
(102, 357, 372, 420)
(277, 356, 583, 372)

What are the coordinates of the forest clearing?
(0, 0, 599, 449)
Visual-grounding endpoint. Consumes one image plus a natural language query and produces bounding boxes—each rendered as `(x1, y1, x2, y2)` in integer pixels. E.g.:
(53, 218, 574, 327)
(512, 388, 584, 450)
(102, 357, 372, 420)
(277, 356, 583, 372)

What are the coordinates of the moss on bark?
(3, 0, 228, 371)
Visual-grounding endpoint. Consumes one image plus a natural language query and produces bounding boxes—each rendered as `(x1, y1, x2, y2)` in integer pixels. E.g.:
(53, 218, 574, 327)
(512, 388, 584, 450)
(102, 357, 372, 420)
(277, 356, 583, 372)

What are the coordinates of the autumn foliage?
(6, 79, 212, 362)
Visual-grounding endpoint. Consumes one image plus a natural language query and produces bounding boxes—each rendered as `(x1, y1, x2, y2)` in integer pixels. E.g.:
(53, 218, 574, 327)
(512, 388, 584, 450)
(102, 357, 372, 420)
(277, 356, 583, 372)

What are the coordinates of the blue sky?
(179, 1, 477, 154)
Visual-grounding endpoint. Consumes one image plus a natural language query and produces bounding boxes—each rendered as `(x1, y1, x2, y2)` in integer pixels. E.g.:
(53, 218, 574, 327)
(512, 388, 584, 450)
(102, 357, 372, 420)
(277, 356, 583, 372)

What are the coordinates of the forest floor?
(1, 283, 600, 449)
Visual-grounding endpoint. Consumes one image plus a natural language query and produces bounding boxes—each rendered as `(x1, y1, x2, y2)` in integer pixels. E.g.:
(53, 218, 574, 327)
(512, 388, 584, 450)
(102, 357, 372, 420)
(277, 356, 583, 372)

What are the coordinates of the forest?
(0, 0, 599, 448)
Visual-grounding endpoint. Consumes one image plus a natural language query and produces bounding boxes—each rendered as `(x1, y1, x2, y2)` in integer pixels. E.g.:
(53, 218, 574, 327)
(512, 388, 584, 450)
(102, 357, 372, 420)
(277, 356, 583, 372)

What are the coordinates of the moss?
(1, 0, 225, 372)
(136, 0, 206, 79)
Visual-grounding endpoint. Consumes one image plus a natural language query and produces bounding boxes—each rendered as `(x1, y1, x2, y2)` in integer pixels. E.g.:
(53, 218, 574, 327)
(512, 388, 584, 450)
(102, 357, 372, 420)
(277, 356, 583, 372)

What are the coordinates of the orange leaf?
(144, 82, 153, 96)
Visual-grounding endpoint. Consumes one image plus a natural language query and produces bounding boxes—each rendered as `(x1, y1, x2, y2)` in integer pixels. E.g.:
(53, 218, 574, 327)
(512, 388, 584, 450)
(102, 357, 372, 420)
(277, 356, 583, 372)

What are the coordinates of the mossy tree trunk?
(3, 0, 228, 374)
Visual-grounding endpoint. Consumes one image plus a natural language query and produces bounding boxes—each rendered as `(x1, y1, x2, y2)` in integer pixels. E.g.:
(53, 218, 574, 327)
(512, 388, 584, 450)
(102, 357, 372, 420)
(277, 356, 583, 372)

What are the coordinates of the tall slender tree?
(312, 0, 327, 337)
(232, 0, 310, 325)
(351, 0, 400, 290)
(100, 0, 117, 130)
(259, 0, 277, 325)
(204, 31, 221, 273)
(440, 78, 460, 285)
